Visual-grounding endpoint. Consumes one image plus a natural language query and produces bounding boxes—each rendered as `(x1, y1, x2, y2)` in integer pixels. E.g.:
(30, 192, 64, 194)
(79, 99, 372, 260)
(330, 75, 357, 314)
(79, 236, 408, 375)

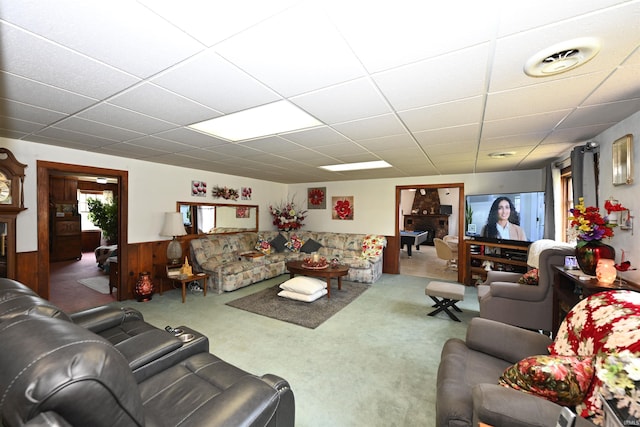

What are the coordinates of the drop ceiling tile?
(0, 22, 139, 99)
(482, 111, 572, 139)
(490, 3, 640, 92)
(238, 136, 305, 153)
(0, 116, 46, 133)
(126, 136, 196, 153)
(78, 104, 177, 134)
(583, 66, 640, 105)
(414, 124, 480, 146)
(291, 78, 391, 124)
(97, 142, 169, 158)
(277, 149, 339, 166)
(357, 134, 419, 152)
(0, 72, 97, 115)
(34, 127, 118, 148)
(485, 73, 605, 121)
(281, 126, 352, 147)
(153, 128, 230, 148)
(151, 49, 279, 114)
(1, 0, 204, 78)
(328, 1, 497, 73)
(424, 141, 480, 156)
(0, 98, 66, 125)
(561, 99, 640, 128)
(543, 124, 613, 144)
(399, 97, 484, 133)
(54, 117, 144, 142)
(373, 44, 490, 111)
(496, 0, 630, 37)
(332, 114, 407, 141)
(214, 3, 365, 97)
(109, 83, 220, 126)
(0, 128, 28, 140)
(311, 142, 370, 157)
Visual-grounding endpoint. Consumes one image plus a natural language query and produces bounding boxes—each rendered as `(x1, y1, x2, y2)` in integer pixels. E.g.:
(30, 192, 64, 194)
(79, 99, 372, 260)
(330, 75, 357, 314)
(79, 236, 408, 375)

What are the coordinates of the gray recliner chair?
(476, 240, 574, 333)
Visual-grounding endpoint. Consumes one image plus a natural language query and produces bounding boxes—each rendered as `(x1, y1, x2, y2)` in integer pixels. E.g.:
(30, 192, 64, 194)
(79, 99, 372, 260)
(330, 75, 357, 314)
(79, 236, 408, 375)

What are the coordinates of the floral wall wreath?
(332, 196, 354, 220)
(307, 187, 326, 209)
(212, 185, 239, 200)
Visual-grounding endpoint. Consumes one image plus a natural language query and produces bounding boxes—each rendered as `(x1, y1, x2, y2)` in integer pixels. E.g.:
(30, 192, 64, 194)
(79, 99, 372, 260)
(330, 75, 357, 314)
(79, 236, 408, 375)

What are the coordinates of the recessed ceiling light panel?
(319, 160, 392, 172)
(524, 37, 600, 77)
(189, 100, 322, 141)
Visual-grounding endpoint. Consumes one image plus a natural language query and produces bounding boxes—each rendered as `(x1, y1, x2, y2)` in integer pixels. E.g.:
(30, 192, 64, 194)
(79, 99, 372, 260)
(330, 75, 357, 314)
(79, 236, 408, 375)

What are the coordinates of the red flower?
(604, 199, 627, 213)
(334, 199, 352, 219)
(309, 188, 325, 206)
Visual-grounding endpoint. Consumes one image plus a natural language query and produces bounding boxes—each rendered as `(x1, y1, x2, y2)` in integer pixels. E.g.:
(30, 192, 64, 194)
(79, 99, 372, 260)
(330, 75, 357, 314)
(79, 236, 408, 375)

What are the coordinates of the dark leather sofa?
(0, 278, 295, 426)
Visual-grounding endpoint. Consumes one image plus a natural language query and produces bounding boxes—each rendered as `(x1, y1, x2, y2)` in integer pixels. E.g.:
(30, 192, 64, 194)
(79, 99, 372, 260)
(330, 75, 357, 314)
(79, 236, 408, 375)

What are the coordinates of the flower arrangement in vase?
(568, 197, 624, 275)
(269, 199, 307, 231)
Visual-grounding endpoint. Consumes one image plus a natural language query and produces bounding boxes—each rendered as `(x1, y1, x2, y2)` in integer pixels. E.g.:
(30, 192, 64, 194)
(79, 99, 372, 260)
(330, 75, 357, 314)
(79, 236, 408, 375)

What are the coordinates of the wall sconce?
(160, 212, 187, 264)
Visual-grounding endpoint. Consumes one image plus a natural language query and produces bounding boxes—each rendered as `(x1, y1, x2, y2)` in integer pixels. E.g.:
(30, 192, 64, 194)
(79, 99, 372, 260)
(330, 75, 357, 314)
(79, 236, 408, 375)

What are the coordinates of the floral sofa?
(190, 231, 387, 293)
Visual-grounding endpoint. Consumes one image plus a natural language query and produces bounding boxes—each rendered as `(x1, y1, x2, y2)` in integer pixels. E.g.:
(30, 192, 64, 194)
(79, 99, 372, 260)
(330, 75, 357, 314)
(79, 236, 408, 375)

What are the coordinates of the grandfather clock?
(0, 148, 27, 279)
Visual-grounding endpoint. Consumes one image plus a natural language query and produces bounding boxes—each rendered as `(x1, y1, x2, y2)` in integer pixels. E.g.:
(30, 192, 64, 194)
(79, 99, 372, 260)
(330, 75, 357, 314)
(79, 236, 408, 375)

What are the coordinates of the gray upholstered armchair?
(477, 240, 575, 333)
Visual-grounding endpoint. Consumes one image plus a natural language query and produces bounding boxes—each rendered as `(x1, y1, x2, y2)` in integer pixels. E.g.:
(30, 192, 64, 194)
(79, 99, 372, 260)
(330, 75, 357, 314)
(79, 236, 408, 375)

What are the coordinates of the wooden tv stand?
(461, 239, 529, 285)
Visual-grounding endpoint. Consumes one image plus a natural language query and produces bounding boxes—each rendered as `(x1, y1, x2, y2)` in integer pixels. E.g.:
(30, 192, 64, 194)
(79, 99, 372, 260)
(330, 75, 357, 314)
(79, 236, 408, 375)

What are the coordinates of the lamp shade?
(160, 212, 187, 237)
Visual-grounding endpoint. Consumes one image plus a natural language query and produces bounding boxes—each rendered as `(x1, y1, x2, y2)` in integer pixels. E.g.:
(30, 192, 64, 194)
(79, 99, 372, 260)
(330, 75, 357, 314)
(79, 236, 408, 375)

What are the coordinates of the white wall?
(288, 169, 543, 236)
(0, 139, 288, 252)
(589, 110, 640, 283)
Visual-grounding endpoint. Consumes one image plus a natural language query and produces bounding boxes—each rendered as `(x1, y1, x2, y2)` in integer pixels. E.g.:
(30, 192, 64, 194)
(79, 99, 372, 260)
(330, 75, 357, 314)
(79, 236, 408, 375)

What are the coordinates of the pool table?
(400, 230, 430, 257)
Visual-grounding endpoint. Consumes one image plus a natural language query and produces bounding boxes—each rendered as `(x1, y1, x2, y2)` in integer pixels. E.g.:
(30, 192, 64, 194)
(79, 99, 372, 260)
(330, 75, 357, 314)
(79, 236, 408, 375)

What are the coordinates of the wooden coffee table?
(285, 260, 349, 299)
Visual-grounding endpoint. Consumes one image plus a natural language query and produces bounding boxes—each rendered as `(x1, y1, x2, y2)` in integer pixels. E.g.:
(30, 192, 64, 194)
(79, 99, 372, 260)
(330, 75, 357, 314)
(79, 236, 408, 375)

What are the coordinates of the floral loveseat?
(190, 231, 387, 293)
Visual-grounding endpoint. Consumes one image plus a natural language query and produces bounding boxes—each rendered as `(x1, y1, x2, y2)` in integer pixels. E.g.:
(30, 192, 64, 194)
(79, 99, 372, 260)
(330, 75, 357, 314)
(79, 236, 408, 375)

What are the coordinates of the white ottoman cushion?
(278, 288, 328, 302)
(279, 276, 327, 295)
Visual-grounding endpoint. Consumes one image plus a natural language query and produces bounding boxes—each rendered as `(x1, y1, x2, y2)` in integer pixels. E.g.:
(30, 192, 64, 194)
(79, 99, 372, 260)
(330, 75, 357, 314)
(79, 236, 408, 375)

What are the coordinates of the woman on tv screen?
(481, 196, 527, 241)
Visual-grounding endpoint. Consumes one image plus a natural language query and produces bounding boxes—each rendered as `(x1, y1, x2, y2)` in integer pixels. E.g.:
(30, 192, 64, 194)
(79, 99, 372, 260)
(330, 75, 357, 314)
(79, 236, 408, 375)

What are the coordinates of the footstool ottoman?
(425, 281, 465, 322)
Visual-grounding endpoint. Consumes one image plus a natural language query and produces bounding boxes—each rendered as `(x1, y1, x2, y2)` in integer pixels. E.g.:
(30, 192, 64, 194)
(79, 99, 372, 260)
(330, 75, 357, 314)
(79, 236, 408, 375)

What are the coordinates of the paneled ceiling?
(1, 1, 639, 183)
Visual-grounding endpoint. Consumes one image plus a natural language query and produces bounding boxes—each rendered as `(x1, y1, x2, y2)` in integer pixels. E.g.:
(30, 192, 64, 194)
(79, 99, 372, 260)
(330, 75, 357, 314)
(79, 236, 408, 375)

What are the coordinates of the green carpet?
(226, 281, 369, 329)
(115, 274, 479, 427)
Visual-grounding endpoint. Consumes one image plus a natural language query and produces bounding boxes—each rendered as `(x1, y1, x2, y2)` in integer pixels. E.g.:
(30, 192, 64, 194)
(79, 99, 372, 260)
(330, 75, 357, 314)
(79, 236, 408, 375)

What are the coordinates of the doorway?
(36, 161, 128, 310)
(395, 183, 464, 282)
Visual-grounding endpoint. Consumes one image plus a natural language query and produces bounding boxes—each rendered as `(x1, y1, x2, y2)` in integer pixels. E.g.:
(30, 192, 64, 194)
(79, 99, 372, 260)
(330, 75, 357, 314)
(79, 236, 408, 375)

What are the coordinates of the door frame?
(395, 182, 464, 282)
(37, 161, 128, 300)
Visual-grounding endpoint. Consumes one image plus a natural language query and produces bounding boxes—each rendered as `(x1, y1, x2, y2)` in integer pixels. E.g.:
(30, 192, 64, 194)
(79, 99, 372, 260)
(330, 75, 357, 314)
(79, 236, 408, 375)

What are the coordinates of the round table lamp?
(160, 212, 187, 264)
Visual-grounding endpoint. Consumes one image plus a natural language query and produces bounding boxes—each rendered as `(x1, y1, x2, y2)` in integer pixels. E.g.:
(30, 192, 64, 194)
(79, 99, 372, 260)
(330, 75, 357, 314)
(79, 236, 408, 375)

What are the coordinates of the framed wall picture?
(612, 134, 633, 185)
(307, 187, 326, 209)
(332, 196, 354, 220)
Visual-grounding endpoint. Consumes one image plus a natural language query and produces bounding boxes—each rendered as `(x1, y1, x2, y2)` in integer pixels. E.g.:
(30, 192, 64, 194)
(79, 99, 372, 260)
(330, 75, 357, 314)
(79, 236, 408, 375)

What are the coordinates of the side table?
(155, 263, 209, 303)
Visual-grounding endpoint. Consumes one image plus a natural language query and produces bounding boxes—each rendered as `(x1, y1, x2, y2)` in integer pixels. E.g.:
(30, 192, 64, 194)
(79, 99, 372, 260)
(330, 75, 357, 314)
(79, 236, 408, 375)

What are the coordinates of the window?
(78, 190, 113, 231)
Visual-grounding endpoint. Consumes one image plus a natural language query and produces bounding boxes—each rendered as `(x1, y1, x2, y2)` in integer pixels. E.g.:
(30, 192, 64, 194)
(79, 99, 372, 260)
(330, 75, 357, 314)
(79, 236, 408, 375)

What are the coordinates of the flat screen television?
(465, 191, 545, 246)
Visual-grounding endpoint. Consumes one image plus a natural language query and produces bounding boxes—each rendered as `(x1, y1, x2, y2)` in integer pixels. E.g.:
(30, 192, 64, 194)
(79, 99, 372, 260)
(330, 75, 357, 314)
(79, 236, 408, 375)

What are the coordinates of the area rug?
(77, 276, 111, 294)
(226, 281, 369, 329)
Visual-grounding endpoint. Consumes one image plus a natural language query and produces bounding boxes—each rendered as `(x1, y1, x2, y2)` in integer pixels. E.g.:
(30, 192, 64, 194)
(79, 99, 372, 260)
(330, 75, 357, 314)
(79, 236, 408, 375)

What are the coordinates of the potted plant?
(87, 197, 118, 245)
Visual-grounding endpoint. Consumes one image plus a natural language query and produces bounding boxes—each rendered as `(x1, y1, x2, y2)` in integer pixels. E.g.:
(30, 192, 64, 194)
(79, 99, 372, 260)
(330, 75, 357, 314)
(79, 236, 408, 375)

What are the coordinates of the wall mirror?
(612, 134, 634, 186)
(176, 202, 258, 235)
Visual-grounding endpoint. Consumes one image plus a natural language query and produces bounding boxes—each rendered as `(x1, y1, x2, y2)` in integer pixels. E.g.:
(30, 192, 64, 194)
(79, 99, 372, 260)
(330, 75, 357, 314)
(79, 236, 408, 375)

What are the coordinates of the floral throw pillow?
(285, 234, 305, 252)
(499, 355, 594, 406)
(255, 238, 271, 255)
(548, 290, 640, 419)
(518, 268, 539, 285)
(362, 235, 387, 260)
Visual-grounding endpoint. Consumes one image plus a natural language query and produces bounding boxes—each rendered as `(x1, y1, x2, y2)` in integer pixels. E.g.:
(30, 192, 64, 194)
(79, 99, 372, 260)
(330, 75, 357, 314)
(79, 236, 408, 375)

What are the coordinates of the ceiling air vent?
(524, 38, 600, 77)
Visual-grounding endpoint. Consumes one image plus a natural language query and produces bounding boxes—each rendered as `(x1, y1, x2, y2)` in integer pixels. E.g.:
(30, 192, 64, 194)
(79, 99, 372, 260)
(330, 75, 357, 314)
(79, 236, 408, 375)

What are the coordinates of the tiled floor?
(49, 252, 117, 313)
(399, 244, 458, 282)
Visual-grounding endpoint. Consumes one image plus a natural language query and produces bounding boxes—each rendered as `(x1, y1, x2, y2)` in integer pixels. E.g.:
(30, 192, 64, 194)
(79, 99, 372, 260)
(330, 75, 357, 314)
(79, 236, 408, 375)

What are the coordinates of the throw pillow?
(279, 276, 326, 295)
(499, 355, 594, 406)
(300, 238, 322, 254)
(548, 290, 640, 419)
(278, 288, 327, 302)
(285, 234, 305, 252)
(254, 238, 271, 255)
(269, 233, 288, 253)
(362, 234, 386, 260)
(518, 268, 539, 285)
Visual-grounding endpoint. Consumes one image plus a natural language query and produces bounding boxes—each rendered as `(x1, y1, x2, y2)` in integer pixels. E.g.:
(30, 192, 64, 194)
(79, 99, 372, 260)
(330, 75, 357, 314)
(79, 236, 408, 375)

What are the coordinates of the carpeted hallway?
(116, 273, 479, 427)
